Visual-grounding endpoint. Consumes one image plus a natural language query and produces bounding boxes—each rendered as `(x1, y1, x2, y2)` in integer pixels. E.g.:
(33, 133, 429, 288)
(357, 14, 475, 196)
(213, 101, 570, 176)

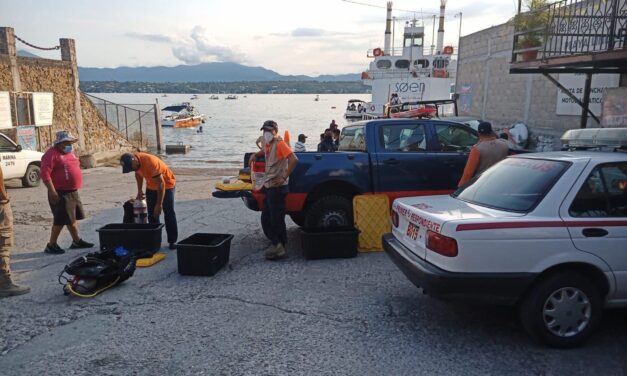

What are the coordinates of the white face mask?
(263, 131, 274, 143)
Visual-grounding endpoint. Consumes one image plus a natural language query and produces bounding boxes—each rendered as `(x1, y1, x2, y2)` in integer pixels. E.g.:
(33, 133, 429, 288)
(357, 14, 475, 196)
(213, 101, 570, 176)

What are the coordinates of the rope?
(14, 35, 60, 51)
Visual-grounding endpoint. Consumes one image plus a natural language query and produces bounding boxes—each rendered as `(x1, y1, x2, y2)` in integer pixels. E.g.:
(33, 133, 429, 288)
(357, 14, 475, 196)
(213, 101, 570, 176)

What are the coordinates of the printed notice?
(0, 92, 11, 129)
(32, 92, 54, 126)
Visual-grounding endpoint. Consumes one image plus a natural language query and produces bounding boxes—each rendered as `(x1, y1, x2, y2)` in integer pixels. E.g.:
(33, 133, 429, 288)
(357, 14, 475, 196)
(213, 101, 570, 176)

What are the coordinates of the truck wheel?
(22, 164, 41, 188)
(304, 195, 353, 228)
(289, 214, 305, 227)
(518, 271, 602, 348)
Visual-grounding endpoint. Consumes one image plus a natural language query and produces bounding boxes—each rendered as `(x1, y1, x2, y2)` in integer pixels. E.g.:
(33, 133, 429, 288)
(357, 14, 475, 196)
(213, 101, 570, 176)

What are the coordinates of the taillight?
(426, 230, 458, 257)
(391, 210, 399, 228)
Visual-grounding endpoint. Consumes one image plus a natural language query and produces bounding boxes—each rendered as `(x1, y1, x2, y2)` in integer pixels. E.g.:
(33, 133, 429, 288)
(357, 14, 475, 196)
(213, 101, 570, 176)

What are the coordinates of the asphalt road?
(1, 176, 626, 375)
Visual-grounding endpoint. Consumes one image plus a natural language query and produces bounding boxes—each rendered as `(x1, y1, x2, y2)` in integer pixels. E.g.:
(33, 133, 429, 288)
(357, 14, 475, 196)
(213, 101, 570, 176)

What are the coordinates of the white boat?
(161, 102, 206, 128)
(344, 99, 367, 119)
(225, 95, 238, 100)
(190, 94, 199, 100)
(209, 95, 219, 100)
(360, 3, 456, 116)
(314, 94, 320, 101)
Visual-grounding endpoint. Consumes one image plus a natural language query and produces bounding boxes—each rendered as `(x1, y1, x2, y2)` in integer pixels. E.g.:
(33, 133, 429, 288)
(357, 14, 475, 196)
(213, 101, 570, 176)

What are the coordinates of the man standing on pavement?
(458, 121, 509, 187)
(120, 152, 178, 249)
(250, 120, 298, 260)
(0, 165, 30, 297)
(41, 131, 94, 254)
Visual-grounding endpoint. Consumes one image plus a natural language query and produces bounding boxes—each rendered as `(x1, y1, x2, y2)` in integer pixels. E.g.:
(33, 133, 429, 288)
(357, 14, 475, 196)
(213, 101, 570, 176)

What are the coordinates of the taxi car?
(383, 148, 627, 348)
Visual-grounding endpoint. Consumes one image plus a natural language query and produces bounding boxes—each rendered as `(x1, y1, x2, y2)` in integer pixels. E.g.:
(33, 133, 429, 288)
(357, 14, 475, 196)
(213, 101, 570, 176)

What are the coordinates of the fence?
(84, 93, 162, 152)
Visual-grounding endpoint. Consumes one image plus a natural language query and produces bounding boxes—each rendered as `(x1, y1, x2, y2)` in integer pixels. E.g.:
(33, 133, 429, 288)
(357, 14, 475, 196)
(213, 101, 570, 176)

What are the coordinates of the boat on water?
(161, 102, 206, 128)
(161, 94, 168, 97)
(209, 95, 219, 100)
(190, 94, 199, 100)
(344, 99, 367, 118)
(314, 95, 320, 101)
(225, 95, 238, 100)
(360, 2, 456, 116)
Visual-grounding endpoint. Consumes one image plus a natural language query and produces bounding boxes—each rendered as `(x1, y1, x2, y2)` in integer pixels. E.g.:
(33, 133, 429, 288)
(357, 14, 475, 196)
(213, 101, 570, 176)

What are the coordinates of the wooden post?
(0, 27, 22, 92)
(154, 99, 163, 153)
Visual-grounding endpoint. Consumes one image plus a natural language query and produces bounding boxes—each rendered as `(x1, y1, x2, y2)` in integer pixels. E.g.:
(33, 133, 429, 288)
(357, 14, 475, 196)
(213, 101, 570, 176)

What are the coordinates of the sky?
(0, 0, 518, 76)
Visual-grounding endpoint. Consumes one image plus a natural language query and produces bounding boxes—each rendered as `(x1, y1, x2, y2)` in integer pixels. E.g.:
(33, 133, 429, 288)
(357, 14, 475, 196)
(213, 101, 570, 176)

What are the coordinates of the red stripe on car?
(456, 220, 627, 231)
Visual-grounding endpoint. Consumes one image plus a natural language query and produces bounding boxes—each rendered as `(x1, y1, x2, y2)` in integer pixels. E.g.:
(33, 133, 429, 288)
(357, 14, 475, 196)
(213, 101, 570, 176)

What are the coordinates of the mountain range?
(17, 50, 360, 82)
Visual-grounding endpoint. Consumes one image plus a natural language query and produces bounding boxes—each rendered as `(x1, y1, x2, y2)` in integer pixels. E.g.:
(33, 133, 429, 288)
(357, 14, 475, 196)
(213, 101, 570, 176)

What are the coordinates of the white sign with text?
(32, 92, 54, 126)
(0, 92, 11, 129)
(556, 74, 620, 116)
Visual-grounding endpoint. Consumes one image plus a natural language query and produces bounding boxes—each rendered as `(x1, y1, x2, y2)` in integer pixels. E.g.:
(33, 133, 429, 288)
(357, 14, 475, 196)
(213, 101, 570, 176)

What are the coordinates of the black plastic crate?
(177, 233, 234, 276)
(301, 227, 359, 260)
(97, 223, 164, 258)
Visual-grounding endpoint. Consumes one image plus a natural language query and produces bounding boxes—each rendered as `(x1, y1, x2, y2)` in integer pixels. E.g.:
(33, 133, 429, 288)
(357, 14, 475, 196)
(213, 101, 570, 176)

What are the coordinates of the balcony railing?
(512, 0, 626, 63)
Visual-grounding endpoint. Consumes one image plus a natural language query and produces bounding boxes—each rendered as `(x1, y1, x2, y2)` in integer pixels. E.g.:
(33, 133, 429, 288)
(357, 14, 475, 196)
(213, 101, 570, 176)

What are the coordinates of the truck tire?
(289, 214, 305, 227)
(304, 195, 353, 228)
(22, 164, 41, 188)
(518, 271, 602, 348)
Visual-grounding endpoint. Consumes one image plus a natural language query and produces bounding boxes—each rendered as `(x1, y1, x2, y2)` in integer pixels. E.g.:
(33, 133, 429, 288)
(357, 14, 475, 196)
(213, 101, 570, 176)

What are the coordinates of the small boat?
(314, 94, 320, 101)
(388, 103, 437, 119)
(209, 95, 219, 100)
(190, 94, 199, 100)
(161, 102, 206, 128)
(344, 99, 366, 118)
(161, 94, 168, 97)
(225, 95, 238, 100)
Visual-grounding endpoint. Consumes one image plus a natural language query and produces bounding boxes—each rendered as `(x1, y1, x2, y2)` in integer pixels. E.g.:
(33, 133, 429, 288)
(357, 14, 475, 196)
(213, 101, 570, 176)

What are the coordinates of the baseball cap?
(477, 121, 494, 135)
(260, 120, 278, 131)
(120, 153, 135, 173)
(298, 134, 307, 141)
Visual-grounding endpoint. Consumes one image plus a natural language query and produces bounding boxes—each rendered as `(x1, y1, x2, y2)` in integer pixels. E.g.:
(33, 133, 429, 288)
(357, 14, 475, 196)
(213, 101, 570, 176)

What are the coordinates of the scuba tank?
(133, 199, 148, 224)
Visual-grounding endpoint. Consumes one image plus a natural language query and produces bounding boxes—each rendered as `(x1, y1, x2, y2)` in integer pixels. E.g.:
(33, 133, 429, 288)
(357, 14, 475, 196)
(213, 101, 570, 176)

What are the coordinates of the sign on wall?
(556, 74, 620, 116)
(459, 84, 472, 114)
(32, 92, 54, 126)
(16, 126, 38, 150)
(0, 92, 12, 129)
(601, 88, 627, 128)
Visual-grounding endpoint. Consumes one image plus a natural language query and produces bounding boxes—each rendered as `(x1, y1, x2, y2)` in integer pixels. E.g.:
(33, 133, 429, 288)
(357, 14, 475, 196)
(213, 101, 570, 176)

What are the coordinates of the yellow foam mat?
(353, 194, 391, 252)
(214, 180, 253, 191)
(136, 252, 166, 267)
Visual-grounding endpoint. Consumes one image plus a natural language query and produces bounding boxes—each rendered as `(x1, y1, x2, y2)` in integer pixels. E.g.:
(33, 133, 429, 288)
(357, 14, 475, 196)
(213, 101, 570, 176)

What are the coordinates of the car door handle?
(383, 159, 399, 165)
(582, 228, 608, 237)
(314, 154, 322, 160)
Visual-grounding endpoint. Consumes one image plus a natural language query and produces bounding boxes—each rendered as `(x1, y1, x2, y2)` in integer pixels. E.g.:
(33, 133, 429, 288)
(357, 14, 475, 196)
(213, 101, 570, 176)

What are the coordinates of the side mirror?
(15, 145, 22, 152)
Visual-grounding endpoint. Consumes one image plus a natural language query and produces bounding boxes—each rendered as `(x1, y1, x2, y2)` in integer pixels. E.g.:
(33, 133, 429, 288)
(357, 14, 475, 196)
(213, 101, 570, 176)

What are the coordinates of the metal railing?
(84, 93, 161, 152)
(512, 0, 627, 62)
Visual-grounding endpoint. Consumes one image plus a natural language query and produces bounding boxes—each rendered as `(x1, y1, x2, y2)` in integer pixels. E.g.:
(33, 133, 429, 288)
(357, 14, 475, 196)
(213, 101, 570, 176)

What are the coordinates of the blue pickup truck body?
(245, 118, 481, 227)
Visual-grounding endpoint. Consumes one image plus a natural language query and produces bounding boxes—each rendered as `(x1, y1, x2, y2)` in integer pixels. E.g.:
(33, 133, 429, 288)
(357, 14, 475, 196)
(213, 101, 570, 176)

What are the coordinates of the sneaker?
(70, 239, 95, 249)
(265, 243, 286, 260)
(168, 243, 177, 250)
(0, 283, 31, 298)
(44, 243, 65, 254)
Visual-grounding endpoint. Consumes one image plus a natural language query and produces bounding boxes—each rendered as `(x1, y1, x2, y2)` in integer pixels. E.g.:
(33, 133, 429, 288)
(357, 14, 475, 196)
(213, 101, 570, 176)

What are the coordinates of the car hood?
(18, 150, 44, 160)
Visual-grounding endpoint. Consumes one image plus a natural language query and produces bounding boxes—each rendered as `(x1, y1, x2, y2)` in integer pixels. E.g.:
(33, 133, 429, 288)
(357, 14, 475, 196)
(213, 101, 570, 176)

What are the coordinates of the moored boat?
(344, 99, 367, 118)
(225, 95, 238, 100)
(209, 95, 219, 100)
(161, 102, 206, 128)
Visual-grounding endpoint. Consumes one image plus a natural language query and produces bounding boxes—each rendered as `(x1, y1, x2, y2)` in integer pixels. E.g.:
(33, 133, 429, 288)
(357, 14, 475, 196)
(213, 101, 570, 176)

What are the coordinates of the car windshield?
(453, 158, 570, 212)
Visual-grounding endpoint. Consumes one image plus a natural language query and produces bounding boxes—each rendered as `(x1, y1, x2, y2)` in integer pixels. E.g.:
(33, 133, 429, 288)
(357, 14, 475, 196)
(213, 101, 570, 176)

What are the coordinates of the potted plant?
(513, 0, 550, 61)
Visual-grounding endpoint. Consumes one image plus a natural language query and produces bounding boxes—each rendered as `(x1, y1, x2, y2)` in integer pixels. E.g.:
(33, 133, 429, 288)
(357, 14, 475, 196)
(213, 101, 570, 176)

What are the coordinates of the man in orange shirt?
(120, 152, 178, 249)
(251, 120, 298, 260)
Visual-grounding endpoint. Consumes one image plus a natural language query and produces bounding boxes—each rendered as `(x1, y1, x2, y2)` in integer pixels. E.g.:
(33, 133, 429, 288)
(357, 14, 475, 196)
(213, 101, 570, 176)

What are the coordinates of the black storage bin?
(97, 223, 164, 258)
(301, 227, 359, 260)
(177, 233, 234, 276)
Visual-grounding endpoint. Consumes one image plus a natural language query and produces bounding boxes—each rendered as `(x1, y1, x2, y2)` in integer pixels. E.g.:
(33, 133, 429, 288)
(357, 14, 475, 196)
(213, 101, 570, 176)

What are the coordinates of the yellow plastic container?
(353, 194, 391, 252)
(136, 252, 166, 267)
(214, 180, 252, 191)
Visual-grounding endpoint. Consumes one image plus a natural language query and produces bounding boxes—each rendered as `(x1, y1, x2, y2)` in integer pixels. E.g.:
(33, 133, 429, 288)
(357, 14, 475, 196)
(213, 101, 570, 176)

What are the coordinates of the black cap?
(477, 121, 493, 135)
(260, 120, 278, 131)
(298, 134, 307, 141)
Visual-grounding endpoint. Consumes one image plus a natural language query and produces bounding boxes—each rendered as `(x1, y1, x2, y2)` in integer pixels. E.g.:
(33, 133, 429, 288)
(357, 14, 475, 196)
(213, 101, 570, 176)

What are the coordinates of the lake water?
(92, 93, 370, 169)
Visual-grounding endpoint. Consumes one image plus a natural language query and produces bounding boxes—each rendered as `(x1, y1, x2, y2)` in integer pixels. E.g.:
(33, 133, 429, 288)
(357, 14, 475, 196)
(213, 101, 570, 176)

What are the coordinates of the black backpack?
(59, 248, 136, 297)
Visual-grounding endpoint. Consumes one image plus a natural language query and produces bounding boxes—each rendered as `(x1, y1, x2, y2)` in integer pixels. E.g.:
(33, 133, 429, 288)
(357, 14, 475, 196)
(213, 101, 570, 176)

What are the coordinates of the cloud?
(124, 32, 177, 44)
(171, 25, 246, 64)
(291, 28, 327, 37)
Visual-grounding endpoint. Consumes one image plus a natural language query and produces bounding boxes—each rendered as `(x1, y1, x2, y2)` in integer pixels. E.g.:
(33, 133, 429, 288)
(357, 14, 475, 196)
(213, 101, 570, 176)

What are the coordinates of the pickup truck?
(0, 132, 43, 187)
(243, 118, 480, 228)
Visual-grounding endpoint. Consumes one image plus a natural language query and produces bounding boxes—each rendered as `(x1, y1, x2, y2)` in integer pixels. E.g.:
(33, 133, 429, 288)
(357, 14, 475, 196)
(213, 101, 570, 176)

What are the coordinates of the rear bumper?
(382, 233, 536, 305)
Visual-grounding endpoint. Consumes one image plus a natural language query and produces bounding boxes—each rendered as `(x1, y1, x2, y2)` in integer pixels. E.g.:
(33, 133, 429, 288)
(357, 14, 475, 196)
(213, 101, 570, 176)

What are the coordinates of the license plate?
(406, 222, 420, 241)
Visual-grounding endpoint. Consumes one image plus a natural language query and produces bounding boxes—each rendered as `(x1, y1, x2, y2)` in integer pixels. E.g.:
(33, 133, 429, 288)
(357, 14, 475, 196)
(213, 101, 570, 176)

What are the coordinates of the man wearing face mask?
(250, 120, 298, 260)
(41, 131, 94, 254)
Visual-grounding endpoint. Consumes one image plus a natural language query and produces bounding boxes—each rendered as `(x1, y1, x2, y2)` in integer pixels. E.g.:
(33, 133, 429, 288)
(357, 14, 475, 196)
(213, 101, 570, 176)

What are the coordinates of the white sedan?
(383, 151, 627, 348)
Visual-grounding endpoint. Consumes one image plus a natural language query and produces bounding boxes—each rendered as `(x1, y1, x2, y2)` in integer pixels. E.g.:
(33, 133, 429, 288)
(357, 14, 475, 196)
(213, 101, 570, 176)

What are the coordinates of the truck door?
(564, 162, 627, 300)
(432, 123, 478, 189)
(372, 122, 446, 201)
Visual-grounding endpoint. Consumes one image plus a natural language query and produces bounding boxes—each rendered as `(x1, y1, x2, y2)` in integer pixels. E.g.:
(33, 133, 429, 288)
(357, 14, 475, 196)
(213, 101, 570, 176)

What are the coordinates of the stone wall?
(455, 22, 620, 151)
(0, 27, 133, 159)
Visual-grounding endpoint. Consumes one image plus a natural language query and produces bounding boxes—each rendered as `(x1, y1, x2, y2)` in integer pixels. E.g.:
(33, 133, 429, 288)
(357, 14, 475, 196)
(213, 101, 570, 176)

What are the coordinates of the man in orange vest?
(120, 152, 178, 249)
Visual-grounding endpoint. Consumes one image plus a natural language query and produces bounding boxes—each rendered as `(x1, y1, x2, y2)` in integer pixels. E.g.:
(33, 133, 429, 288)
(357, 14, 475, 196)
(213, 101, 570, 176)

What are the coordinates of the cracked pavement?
(1, 167, 626, 375)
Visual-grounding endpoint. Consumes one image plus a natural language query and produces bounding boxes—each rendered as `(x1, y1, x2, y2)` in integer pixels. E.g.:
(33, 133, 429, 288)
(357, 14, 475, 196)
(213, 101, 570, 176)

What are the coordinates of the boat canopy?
(162, 104, 189, 112)
(348, 99, 366, 103)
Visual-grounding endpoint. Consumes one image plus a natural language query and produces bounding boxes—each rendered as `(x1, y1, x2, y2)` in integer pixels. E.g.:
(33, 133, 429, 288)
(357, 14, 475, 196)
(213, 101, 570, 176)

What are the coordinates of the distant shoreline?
(80, 80, 370, 94)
